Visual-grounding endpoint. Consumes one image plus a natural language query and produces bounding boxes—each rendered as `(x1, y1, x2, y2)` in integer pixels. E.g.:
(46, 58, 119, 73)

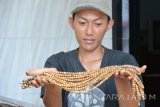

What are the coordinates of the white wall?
(0, 0, 112, 106)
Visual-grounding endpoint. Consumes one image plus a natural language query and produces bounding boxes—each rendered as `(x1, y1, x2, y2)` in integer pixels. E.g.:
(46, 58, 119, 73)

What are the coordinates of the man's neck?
(78, 46, 104, 71)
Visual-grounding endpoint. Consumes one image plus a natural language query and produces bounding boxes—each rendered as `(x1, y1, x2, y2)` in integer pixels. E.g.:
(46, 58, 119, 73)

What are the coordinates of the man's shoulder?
(104, 48, 138, 65)
(65, 48, 77, 56)
(106, 48, 133, 57)
(46, 49, 77, 61)
(44, 49, 77, 68)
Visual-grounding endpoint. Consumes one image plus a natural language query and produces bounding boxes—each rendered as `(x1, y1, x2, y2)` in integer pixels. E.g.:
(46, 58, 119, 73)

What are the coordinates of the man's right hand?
(25, 68, 57, 88)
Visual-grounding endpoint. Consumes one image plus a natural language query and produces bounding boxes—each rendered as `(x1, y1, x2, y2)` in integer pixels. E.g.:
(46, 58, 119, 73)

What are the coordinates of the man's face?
(70, 9, 113, 51)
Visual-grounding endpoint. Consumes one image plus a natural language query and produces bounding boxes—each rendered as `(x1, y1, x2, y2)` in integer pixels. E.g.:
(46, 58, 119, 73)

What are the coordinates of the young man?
(26, 0, 146, 107)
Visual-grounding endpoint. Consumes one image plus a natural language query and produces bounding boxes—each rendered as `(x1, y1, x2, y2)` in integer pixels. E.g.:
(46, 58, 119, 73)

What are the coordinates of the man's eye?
(79, 22, 85, 25)
(96, 23, 102, 26)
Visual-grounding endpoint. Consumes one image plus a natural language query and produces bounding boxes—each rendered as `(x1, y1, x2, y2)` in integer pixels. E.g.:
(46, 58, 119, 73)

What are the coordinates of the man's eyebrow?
(77, 16, 87, 20)
(78, 16, 103, 21)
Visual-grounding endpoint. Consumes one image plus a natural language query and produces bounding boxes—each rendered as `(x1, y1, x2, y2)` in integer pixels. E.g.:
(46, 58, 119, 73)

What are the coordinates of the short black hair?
(72, 13, 110, 22)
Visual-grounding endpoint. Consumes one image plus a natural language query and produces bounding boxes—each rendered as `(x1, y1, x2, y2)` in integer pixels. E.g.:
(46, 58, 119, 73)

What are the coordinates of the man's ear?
(107, 19, 114, 29)
(68, 17, 74, 29)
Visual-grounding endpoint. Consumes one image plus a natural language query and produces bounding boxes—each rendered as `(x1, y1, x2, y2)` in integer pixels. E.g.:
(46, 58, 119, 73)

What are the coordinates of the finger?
(129, 65, 147, 73)
(127, 76, 133, 81)
(124, 70, 129, 76)
(31, 80, 40, 88)
(115, 70, 126, 79)
(37, 76, 50, 86)
(25, 69, 42, 76)
(25, 70, 31, 76)
(123, 71, 131, 80)
(36, 76, 45, 86)
(119, 70, 126, 79)
(25, 68, 57, 76)
(114, 71, 119, 78)
(42, 77, 50, 85)
(119, 70, 125, 76)
(128, 67, 141, 74)
(25, 69, 31, 76)
(140, 65, 147, 73)
(25, 69, 46, 76)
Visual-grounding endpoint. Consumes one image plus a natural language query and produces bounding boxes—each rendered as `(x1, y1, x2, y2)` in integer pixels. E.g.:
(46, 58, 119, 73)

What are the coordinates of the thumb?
(25, 68, 57, 76)
(140, 65, 147, 73)
(25, 69, 43, 76)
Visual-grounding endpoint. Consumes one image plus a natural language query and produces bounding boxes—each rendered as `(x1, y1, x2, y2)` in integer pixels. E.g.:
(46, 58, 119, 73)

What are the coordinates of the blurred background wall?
(0, 0, 112, 106)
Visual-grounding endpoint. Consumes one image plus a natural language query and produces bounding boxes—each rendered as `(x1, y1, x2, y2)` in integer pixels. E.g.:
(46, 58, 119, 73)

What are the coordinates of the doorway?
(112, 0, 160, 106)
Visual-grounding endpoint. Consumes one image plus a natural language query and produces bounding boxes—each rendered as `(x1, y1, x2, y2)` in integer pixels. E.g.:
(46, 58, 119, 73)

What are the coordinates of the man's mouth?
(83, 39, 95, 44)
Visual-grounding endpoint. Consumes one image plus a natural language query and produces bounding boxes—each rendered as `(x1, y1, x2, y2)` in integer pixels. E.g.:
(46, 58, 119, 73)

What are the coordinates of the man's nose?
(86, 24, 94, 36)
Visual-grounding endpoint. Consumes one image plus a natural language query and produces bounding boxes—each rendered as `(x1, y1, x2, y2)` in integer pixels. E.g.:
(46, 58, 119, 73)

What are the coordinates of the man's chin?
(81, 45, 97, 52)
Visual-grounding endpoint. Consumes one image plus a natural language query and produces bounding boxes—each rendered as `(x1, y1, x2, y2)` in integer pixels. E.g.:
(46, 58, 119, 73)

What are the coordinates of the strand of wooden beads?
(21, 65, 144, 105)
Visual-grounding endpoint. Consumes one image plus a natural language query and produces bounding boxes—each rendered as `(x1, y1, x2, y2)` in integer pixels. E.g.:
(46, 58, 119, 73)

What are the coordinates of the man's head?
(69, 0, 114, 51)
(71, 0, 112, 20)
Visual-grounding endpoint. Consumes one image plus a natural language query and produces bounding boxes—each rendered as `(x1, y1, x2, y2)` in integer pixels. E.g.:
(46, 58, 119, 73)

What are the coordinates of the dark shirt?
(41, 47, 145, 107)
